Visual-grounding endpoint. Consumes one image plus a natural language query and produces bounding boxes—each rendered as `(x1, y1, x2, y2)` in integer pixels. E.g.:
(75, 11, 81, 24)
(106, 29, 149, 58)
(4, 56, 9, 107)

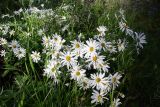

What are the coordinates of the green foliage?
(0, 74, 92, 107)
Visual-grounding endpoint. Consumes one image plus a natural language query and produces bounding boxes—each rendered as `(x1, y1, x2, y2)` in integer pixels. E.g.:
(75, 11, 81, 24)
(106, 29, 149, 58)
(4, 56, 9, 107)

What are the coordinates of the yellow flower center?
(46, 39, 49, 43)
(96, 77, 101, 83)
(66, 55, 71, 61)
(83, 82, 87, 87)
(75, 43, 80, 48)
(54, 37, 58, 41)
(89, 47, 94, 52)
(18, 51, 22, 54)
(101, 43, 105, 47)
(98, 95, 102, 101)
(92, 56, 97, 62)
(51, 67, 56, 72)
(51, 50, 55, 54)
(13, 45, 16, 48)
(35, 54, 39, 58)
(76, 71, 80, 76)
(123, 23, 128, 28)
(112, 77, 116, 83)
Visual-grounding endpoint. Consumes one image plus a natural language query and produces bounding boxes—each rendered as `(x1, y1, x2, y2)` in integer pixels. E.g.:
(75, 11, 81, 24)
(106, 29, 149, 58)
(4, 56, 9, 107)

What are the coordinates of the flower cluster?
(0, 39, 26, 60)
(0, 6, 147, 106)
(40, 26, 127, 105)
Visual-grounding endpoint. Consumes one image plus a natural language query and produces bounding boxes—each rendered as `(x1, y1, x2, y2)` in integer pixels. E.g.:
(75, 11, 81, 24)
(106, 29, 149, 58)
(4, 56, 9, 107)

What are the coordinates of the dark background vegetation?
(124, 0, 160, 107)
(0, 0, 160, 107)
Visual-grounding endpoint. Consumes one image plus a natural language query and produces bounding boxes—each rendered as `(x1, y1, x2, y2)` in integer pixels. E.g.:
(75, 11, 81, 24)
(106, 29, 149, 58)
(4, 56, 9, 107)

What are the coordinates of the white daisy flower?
(70, 65, 86, 81)
(50, 49, 61, 59)
(0, 50, 6, 57)
(134, 32, 147, 49)
(71, 40, 82, 49)
(55, 39, 65, 51)
(86, 53, 105, 70)
(97, 38, 107, 51)
(106, 42, 117, 53)
(102, 79, 111, 92)
(8, 40, 20, 50)
(83, 39, 99, 58)
(71, 40, 84, 58)
(91, 90, 108, 105)
(38, 29, 44, 36)
(2, 26, 9, 35)
(31, 51, 41, 63)
(119, 21, 128, 32)
(109, 72, 122, 89)
(117, 39, 127, 52)
(43, 60, 61, 79)
(90, 72, 109, 90)
(97, 62, 110, 73)
(51, 33, 65, 50)
(64, 45, 72, 52)
(14, 47, 26, 60)
(42, 49, 47, 54)
(62, 24, 69, 32)
(119, 21, 133, 36)
(42, 36, 51, 48)
(78, 77, 90, 90)
(0, 37, 7, 45)
(52, 33, 62, 43)
(60, 51, 77, 69)
(97, 26, 108, 37)
(110, 98, 121, 107)
(9, 30, 15, 36)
